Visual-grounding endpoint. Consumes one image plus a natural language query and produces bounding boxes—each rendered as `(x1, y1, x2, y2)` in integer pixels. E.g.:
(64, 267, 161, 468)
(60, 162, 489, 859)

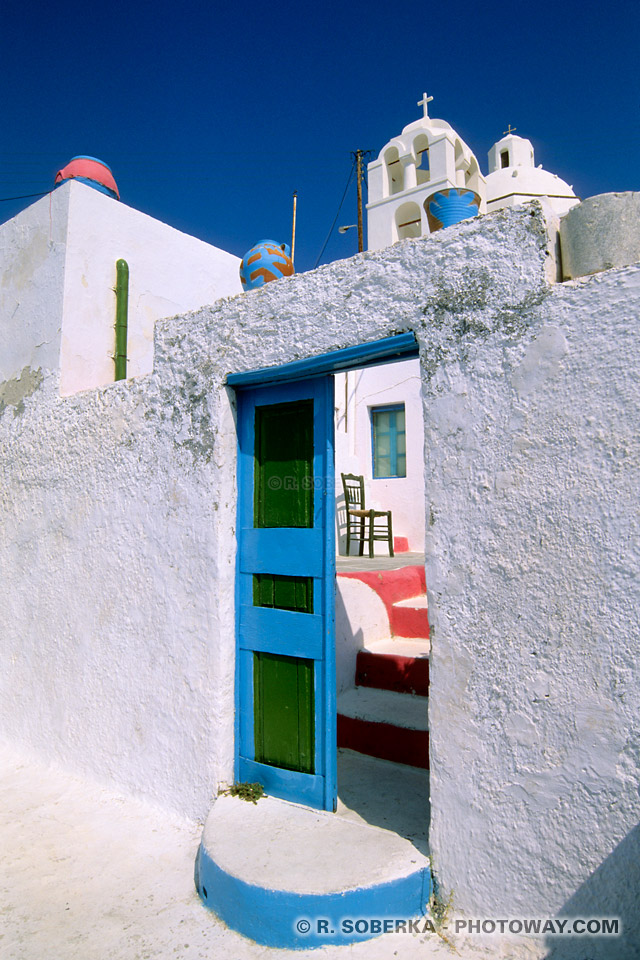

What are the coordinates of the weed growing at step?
(225, 782, 265, 804)
(428, 859, 458, 953)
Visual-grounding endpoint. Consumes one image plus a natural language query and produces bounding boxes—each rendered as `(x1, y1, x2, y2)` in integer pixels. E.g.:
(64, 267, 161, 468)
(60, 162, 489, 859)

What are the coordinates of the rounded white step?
(196, 794, 432, 948)
(338, 687, 429, 731)
(363, 637, 430, 658)
(393, 595, 429, 609)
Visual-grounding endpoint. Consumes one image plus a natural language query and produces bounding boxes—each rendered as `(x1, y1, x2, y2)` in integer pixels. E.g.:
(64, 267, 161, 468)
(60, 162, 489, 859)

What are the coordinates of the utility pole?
(355, 149, 364, 253)
(291, 191, 297, 266)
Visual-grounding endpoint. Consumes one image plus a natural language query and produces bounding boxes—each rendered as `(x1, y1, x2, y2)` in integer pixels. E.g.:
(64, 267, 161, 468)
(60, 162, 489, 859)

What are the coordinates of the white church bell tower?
(367, 93, 486, 250)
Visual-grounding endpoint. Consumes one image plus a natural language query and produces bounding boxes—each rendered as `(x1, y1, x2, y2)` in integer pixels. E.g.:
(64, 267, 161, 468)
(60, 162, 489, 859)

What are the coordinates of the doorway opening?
(334, 356, 430, 855)
(228, 334, 429, 849)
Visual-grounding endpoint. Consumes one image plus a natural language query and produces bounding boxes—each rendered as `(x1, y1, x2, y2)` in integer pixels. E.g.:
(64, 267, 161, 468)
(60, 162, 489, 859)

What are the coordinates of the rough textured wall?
(8, 195, 639, 932)
(1, 204, 549, 818)
(0, 364, 237, 818)
(424, 261, 640, 956)
(161, 203, 638, 948)
(0, 188, 68, 381)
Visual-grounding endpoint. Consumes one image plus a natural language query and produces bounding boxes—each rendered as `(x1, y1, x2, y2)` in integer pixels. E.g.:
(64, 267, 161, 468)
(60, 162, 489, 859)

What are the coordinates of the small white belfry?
(485, 130, 578, 217)
(367, 92, 486, 250)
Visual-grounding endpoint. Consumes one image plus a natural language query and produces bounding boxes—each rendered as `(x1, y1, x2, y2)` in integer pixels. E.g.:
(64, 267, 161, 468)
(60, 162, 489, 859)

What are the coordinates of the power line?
(0, 190, 50, 202)
(313, 160, 355, 268)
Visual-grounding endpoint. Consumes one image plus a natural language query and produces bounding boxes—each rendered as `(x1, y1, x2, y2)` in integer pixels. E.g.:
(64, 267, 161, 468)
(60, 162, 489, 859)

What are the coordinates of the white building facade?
(334, 358, 426, 553)
(0, 179, 241, 396)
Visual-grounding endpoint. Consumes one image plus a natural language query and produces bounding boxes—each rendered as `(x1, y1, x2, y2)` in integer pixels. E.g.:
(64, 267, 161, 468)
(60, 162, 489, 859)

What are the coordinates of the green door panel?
(253, 573, 313, 613)
(253, 652, 315, 774)
(254, 399, 314, 528)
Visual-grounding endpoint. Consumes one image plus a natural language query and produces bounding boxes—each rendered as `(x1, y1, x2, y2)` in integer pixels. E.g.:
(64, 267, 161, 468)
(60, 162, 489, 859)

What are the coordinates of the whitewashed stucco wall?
(59, 181, 242, 395)
(0, 188, 68, 382)
(424, 259, 640, 956)
(1, 204, 548, 819)
(2, 204, 638, 952)
(0, 367, 238, 818)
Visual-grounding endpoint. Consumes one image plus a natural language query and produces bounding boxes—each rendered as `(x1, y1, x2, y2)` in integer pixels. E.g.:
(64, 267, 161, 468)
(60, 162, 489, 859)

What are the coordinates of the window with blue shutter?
(371, 404, 406, 478)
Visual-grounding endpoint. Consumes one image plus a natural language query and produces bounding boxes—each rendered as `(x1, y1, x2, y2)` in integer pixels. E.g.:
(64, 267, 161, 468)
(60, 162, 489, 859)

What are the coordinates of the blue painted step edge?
(195, 842, 432, 950)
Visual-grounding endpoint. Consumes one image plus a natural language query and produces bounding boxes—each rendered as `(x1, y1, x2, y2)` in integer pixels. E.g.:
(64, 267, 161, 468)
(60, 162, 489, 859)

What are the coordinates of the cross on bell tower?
(417, 92, 434, 119)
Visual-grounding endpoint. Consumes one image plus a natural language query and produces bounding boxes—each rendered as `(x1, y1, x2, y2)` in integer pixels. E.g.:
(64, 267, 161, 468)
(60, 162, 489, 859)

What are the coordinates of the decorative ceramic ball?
(54, 156, 120, 200)
(239, 240, 295, 291)
(424, 188, 480, 232)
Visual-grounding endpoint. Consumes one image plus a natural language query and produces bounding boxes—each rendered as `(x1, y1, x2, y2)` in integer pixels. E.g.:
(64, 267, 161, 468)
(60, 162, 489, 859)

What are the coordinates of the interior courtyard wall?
(334, 358, 425, 553)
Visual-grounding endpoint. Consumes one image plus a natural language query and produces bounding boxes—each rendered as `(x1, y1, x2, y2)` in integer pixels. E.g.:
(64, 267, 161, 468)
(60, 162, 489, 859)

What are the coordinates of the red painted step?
(390, 597, 430, 639)
(337, 715, 429, 769)
(355, 651, 429, 697)
(337, 687, 429, 769)
(337, 565, 430, 640)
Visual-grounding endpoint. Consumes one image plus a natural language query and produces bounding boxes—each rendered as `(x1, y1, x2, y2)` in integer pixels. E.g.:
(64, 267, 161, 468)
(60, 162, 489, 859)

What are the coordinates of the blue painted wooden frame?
(227, 333, 418, 387)
(235, 376, 336, 812)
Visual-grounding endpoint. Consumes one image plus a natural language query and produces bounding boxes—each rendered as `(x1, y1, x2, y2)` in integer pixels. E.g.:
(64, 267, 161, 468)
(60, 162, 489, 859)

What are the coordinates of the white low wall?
(335, 578, 389, 693)
(2, 204, 638, 953)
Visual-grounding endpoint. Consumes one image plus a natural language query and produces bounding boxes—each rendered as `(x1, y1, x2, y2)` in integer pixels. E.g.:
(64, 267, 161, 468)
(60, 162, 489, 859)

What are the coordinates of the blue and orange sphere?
(54, 156, 120, 200)
(240, 240, 294, 291)
(424, 188, 480, 232)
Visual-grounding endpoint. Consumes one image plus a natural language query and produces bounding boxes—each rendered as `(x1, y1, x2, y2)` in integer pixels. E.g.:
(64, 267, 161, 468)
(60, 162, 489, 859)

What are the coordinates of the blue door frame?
(229, 333, 419, 813)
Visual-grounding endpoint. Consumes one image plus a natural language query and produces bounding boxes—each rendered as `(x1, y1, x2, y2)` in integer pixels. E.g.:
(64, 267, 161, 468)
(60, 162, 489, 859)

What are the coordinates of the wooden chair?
(341, 473, 394, 558)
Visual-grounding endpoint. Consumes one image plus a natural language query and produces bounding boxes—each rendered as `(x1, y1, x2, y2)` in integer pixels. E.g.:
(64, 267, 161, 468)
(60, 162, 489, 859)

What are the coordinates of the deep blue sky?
(2, 1, 638, 273)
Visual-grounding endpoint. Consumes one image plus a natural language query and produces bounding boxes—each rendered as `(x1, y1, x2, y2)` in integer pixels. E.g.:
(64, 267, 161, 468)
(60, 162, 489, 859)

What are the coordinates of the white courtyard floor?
(0, 743, 541, 960)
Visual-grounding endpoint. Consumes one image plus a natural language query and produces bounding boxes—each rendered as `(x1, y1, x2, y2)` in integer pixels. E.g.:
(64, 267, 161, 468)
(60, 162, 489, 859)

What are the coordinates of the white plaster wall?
(368, 190, 425, 249)
(161, 206, 638, 946)
(2, 204, 639, 951)
(423, 262, 640, 953)
(486, 188, 578, 218)
(59, 180, 242, 395)
(335, 358, 425, 552)
(0, 189, 68, 381)
(0, 367, 239, 818)
(2, 205, 548, 818)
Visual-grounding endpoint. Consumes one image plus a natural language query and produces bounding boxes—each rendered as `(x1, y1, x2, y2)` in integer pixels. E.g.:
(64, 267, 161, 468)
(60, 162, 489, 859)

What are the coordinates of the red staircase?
(337, 565, 430, 769)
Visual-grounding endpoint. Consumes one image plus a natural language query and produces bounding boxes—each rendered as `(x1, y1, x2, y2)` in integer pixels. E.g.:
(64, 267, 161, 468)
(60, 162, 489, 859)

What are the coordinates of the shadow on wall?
(336, 493, 348, 555)
(335, 586, 364, 695)
(545, 822, 640, 959)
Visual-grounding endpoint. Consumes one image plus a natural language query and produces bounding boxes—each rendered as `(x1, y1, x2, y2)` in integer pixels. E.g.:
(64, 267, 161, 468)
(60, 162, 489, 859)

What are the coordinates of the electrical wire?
(313, 160, 355, 268)
(0, 190, 50, 202)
